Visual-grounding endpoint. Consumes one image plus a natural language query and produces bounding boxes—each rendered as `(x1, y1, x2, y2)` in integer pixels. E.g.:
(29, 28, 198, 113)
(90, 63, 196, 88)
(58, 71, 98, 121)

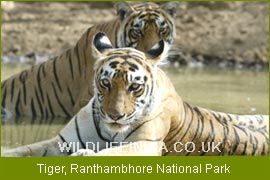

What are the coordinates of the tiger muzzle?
(107, 112, 125, 121)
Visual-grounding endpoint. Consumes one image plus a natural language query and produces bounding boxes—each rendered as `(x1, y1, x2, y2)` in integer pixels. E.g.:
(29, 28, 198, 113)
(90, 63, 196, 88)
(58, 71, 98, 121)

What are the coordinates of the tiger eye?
(160, 26, 167, 33)
(131, 29, 142, 37)
(132, 83, 140, 89)
(101, 79, 110, 88)
(129, 83, 141, 92)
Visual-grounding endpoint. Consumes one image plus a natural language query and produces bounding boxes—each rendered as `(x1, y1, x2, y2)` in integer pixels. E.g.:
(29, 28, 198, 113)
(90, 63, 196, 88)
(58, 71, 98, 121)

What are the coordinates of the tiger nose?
(108, 113, 125, 121)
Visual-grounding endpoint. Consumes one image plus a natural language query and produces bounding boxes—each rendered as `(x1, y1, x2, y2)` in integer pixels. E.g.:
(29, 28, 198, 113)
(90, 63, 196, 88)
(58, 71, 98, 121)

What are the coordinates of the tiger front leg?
(95, 141, 164, 156)
(69, 115, 167, 156)
(1, 136, 68, 157)
(70, 141, 163, 156)
(70, 149, 96, 156)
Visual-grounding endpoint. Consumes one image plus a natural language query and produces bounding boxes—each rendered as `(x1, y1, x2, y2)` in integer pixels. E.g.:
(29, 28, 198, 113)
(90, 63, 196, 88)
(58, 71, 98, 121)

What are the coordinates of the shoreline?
(2, 52, 268, 71)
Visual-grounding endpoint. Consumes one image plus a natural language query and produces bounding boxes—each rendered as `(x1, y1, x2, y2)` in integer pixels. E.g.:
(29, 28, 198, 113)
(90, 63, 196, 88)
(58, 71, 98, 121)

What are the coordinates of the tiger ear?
(115, 2, 134, 21)
(92, 32, 113, 60)
(146, 40, 168, 66)
(161, 2, 179, 18)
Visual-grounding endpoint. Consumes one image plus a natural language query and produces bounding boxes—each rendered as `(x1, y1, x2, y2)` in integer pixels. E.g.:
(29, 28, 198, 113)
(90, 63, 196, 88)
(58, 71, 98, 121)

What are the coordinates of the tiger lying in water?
(2, 33, 269, 156)
(1, 2, 178, 119)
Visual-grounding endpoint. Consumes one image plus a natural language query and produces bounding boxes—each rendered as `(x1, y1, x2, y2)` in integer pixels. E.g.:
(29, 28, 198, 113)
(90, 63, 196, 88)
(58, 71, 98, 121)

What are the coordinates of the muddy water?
(1, 64, 269, 148)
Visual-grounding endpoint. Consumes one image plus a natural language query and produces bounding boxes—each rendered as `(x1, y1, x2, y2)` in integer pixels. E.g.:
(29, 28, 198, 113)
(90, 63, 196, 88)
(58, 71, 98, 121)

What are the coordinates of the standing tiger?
(1, 2, 178, 119)
(2, 33, 268, 156)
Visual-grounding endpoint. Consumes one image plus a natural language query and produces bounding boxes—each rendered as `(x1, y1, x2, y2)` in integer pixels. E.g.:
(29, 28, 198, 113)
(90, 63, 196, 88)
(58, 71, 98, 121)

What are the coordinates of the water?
(1, 64, 269, 148)
(163, 67, 268, 115)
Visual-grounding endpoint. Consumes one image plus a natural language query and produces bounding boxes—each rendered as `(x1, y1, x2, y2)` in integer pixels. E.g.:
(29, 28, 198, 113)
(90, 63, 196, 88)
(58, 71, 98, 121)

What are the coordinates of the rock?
(11, 45, 21, 54)
(1, 2, 15, 12)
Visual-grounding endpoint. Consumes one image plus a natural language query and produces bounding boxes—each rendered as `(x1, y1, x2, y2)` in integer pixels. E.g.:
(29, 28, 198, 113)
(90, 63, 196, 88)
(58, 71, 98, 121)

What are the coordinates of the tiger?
(1, 2, 179, 119)
(2, 32, 269, 157)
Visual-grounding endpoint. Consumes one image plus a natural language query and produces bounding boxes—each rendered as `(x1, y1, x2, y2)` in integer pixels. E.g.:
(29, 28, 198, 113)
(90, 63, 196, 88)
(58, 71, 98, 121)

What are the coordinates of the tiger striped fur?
(2, 33, 268, 157)
(1, 2, 178, 119)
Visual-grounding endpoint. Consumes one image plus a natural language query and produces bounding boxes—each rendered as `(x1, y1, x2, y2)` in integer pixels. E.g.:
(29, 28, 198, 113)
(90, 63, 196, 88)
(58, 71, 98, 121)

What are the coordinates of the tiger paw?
(70, 149, 96, 156)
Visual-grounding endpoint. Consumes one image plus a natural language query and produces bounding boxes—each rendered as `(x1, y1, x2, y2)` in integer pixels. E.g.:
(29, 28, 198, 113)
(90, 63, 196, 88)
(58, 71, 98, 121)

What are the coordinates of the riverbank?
(1, 2, 268, 69)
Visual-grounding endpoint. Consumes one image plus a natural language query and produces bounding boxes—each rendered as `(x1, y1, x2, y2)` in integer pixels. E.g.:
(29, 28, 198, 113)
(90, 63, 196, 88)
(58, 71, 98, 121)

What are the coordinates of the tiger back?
(1, 2, 179, 119)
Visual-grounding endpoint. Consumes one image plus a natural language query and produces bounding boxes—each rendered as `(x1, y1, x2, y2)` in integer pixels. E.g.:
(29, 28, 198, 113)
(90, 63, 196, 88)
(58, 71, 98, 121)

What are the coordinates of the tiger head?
(92, 32, 168, 134)
(115, 2, 178, 52)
